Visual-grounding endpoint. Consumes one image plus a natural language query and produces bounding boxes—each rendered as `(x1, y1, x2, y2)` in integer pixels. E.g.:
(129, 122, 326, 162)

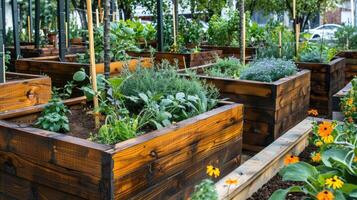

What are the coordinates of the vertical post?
(0, 0, 4, 83)
(58, 0, 66, 61)
(293, 0, 299, 55)
(104, 0, 111, 78)
(355, 0, 357, 26)
(239, 0, 245, 64)
(34, 0, 40, 48)
(172, 0, 178, 46)
(278, 30, 282, 57)
(157, 0, 164, 52)
(28, 0, 33, 42)
(86, 0, 100, 128)
(65, 0, 70, 47)
(110, 0, 114, 21)
(1, 0, 5, 46)
(12, 0, 21, 59)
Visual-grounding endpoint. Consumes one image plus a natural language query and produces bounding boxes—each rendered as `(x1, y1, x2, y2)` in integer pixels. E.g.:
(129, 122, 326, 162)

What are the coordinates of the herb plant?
(35, 98, 70, 133)
(178, 16, 205, 48)
(190, 179, 218, 200)
(204, 57, 246, 78)
(240, 58, 297, 82)
(298, 42, 337, 63)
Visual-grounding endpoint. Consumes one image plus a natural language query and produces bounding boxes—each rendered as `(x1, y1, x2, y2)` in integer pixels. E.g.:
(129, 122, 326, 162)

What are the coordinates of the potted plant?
(179, 57, 311, 151)
(0, 66, 243, 199)
(69, 20, 83, 45)
(156, 16, 222, 69)
(295, 42, 346, 117)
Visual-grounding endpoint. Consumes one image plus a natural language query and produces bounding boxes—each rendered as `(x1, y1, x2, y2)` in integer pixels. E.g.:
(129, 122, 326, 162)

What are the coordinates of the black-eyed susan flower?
(325, 176, 344, 189)
(284, 155, 299, 166)
(316, 190, 334, 200)
(206, 165, 220, 178)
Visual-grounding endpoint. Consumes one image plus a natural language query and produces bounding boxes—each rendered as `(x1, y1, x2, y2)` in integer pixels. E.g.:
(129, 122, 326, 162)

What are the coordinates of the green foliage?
(298, 42, 337, 63)
(35, 98, 70, 133)
(334, 25, 357, 50)
(204, 57, 246, 78)
(207, 10, 240, 46)
(72, 69, 107, 100)
(178, 16, 205, 48)
(52, 81, 75, 100)
(240, 58, 297, 82)
(69, 19, 83, 39)
(340, 77, 357, 123)
(190, 179, 218, 200)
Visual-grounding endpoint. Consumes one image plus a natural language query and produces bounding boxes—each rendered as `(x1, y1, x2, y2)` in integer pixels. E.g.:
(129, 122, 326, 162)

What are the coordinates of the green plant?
(35, 98, 70, 133)
(204, 57, 246, 78)
(334, 25, 357, 50)
(52, 81, 75, 100)
(69, 19, 83, 39)
(72, 69, 107, 100)
(240, 58, 297, 82)
(298, 42, 337, 63)
(178, 16, 205, 48)
(340, 77, 357, 123)
(190, 179, 218, 200)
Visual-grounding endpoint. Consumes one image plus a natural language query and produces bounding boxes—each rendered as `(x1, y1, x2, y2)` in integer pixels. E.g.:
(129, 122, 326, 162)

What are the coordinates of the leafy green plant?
(190, 179, 218, 200)
(298, 42, 337, 63)
(178, 16, 205, 48)
(204, 57, 246, 78)
(69, 19, 83, 39)
(35, 98, 70, 133)
(340, 77, 357, 123)
(240, 58, 297, 82)
(334, 25, 357, 50)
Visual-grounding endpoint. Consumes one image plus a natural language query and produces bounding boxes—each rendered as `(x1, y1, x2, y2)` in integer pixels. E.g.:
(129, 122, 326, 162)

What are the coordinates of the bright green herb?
(204, 57, 246, 79)
(240, 58, 297, 82)
(298, 42, 337, 63)
(190, 179, 218, 200)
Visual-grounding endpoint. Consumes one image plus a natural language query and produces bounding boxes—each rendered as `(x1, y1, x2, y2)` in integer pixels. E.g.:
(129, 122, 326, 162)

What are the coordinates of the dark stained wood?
(180, 65, 311, 151)
(332, 82, 352, 112)
(337, 51, 357, 84)
(200, 45, 256, 59)
(6, 45, 86, 59)
(0, 73, 51, 112)
(155, 50, 222, 69)
(0, 99, 243, 199)
(296, 57, 346, 117)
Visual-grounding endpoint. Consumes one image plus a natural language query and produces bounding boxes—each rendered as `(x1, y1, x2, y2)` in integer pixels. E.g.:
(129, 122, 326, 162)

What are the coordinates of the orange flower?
(318, 121, 334, 137)
(354, 156, 357, 163)
(225, 178, 238, 185)
(348, 117, 354, 123)
(316, 190, 334, 200)
(308, 109, 319, 116)
(311, 152, 321, 163)
(347, 98, 353, 106)
(284, 155, 299, 165)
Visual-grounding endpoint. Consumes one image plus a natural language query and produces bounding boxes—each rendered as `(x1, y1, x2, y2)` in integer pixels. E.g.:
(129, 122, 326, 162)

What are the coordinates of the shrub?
(240, 58, 297, 82)
(298, 42, 337, 63)
(204, 57, 246, 78)
(334, 25, 357, 50)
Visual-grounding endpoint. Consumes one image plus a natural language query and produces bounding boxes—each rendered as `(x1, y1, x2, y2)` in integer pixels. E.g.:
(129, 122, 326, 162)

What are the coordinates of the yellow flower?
(322, 135, 334, 144)
(318, 121, 334, 138)
(315, 140, 323, 147)
(325, 176, 344, 189)
(316, 190, 334, 200)
(225, 178, 238, 185)
(284, 155, 300, 166)
(308, 109, 319, 117)
(354, 156, 357, 163)
(206, 165, 220, 178)
(347, 98, 353, 106)
(311, 152, 321, 163)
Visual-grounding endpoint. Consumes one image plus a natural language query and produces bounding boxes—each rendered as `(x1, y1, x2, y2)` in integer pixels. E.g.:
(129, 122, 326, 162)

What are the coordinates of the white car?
(306, 24, 342, 40)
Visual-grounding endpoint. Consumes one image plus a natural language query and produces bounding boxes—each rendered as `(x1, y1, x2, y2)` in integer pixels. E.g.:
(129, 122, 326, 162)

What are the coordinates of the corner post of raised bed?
(156, 0, 164, 52)
(34, 0, 40, 48)
(27, 0, 33, 42)
(11, 0, 21, 59)
(0, 0, 4, 83)
(65, 0, 70, 47)
(58, 0, 66, 61)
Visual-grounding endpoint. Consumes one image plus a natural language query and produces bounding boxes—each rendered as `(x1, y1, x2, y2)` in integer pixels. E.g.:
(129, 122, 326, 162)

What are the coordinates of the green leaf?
(280, 162, 318, 182)
(73, 70, 86, 82)
(269, 186, 303, 200)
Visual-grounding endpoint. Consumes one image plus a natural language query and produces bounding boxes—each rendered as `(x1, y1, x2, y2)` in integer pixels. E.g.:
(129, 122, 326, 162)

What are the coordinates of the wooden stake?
(278, 30, 282, 57)
(2, 45, 4, 83)
(86, 0, 100, 128)
(172, 0, 178, 46)
(27, 16, 31, 42)
(296, 23, 300, 53)
(65, 22, 68, 48)
(96, 9, 99, 27)
(242, 12, 246, 64)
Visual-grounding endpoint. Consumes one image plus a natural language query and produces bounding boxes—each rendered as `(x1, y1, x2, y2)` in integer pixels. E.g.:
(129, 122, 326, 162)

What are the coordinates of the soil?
(247, 145, 317, 200)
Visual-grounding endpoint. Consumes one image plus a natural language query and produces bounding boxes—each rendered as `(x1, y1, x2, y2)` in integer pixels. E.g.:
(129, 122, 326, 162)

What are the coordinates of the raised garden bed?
(332, 82, 352, 121)
(179, 65, 311, 151)
(0, 97, 244, 199)
(15, 55, 153, 88)
(296, 57, 346, 117)
(214, 118, 313, 199)
(155, 50, 222, 69)
(337, 50, 357, 84)
(6, 45, 86, 58)
(200, 45, 256, 59)
(0, 72, 51, 113)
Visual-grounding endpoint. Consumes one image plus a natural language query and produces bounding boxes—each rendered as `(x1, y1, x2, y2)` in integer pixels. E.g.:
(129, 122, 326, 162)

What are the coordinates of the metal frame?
(156, 0, 164, 52)
(11, 0, 21, 59)
(58, 0, 66, 60)
(0, 0, 4, 83)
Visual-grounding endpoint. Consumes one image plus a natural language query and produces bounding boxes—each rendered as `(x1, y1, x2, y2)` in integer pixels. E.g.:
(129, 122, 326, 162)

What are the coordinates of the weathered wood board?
(337, 51, 357, 84)
(200, 45, 256, 59)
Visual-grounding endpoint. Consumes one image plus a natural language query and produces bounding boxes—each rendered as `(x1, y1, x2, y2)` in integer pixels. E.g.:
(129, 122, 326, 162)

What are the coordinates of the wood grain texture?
(215, 118, 313, 200)
(180, 66, 310, 151)
(0, 100, 243, 199)
(332, 82, 352, 112)
(0, 73, 51, 113)
(155, 50, 222, 69)
(337, 51, 357, 84)
(6, 45, 86, 58)
(296, 57, 346, 117)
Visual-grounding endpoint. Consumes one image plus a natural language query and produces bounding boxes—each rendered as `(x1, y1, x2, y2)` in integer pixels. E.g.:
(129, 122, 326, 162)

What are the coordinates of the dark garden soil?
(247, 145, 318, 200)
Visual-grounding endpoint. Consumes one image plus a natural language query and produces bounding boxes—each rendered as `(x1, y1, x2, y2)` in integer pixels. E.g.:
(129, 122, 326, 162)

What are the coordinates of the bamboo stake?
(296, 23, 300, 52)
(242, 12, 246, 64)
(65, 22, 68, 48)
(172, 0, 178, 46)
(278, 30, 282, 57)
(86, 0, 100, 128)
(2, 45, 5, 83)
(96, 9, 99, 27)
(27, 16, 31, 42)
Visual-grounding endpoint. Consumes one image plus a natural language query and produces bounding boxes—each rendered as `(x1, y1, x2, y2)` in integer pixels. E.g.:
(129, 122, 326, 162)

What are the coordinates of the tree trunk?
(104, 0, 110, 78)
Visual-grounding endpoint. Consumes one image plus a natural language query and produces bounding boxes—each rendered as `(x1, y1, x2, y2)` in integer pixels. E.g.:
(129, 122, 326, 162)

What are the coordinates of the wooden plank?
(332, 82, 352, 112)
(215, 118, 313, 200)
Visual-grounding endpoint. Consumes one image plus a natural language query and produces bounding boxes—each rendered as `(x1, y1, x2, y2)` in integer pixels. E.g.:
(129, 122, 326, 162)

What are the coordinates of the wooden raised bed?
(200, 45, 256, 59)
(337, 50, 357, 84)
(0, 98, 244, 199)
(332, 82, 352, 120)
(15, 55, 153, 88)
(179, 65, 311, 151)
(0, 72, 51, 113)
(296, 57, 346, 117)
(215, 118, 312, 199)
(6, 45, 86, 58)
(155, 50, 222, 69)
